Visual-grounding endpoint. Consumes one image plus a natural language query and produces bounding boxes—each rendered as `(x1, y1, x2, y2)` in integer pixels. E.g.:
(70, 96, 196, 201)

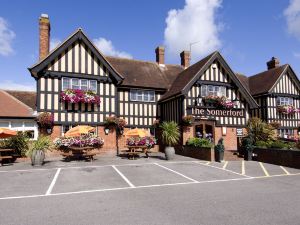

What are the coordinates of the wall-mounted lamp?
(104, 127, 110, 135)
(46, 128, 52, 134)
(222, 127, 227, 136)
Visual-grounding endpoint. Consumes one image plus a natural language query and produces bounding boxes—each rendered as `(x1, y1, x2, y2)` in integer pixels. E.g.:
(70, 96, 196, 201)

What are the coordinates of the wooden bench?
(0, 149, 14, 166)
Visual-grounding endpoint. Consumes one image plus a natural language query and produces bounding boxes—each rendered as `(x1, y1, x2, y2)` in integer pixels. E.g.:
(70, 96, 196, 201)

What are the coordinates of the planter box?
(253, 148, 300, 169)
(175, 145, 214, 161)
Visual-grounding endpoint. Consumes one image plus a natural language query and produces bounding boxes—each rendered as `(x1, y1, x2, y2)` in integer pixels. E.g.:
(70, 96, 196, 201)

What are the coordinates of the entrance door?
(195, 121, 215, 142)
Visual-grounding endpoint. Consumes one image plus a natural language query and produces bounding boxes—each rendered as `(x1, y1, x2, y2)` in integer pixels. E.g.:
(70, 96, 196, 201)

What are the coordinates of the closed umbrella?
(0, 128, 17, 139)
(65, 125, 95, 137)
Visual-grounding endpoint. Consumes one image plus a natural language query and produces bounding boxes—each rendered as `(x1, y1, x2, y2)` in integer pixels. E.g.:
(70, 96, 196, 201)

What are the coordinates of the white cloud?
(93, 37, 132, 59)
(293, 52, 300, 58)
(0, 17, 15, 56)
(50, 38, 61, 50)
(0, 80, 35, 91)
(164, 0, 223, 62)
(284, 0, 300, 40)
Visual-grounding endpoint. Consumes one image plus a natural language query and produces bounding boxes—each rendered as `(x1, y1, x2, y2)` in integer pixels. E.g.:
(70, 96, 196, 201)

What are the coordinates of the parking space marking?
(112, 165, 135, 188)
(154, 163, 199, 183)
(259, 162, 270, 177)
(241, 160, 245, 175)
(222, 161, 228, 170)
(46, 168, 61, 195)
(1, 172, 300, 201)
(195, 161, 252, 178)
(205, 162, 211, 165)
(280, 166, 290, 175)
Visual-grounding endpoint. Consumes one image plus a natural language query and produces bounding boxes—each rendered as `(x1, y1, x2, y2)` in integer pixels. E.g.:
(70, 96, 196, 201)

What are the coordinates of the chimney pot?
(155, 46, 164, 65)
(39, 14, 50, 60)
(180, 51, 190, 68)
(267, 57, 280, 70)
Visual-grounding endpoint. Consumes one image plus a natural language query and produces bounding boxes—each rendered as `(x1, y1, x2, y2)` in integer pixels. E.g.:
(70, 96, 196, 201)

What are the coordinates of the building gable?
(29, 29, 123, 84)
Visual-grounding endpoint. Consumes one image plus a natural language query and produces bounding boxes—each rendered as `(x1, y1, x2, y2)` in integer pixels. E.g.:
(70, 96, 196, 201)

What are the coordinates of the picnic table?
(61, 146, 96, 161)
(125, 145, 151, 160)
(0, 148, 14, 166)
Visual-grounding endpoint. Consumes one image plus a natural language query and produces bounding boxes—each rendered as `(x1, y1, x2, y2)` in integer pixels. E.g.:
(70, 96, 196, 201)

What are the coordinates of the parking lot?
(0, 157, 299, 225)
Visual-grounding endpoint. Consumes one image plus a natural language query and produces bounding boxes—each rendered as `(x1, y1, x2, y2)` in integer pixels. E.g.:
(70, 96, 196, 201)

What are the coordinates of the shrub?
(26, 136, 52, 157)
(270, 140, 287, 149)
(37, 112, 53, 128)
(247, 117, 275, 142)
(255, 140, 268, 148)
(1, 132, 29, 157)
(160, 121, 180, 147)
(187, 137, 212, 148)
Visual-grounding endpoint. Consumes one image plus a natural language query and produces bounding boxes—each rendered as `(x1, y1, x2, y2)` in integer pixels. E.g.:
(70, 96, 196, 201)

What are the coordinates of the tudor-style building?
(29, 14, 300, 152)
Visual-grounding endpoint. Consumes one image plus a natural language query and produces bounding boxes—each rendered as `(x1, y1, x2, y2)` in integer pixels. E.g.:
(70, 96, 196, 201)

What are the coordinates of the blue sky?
(0, 0, 300, 90)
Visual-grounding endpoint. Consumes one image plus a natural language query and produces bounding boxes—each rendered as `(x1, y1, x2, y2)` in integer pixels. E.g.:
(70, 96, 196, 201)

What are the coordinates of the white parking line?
(241, 160, 245, 175)
(112, 165, 135, 188)
(0, 172, 299, 201)
(222, 161, 228, 170)
(259, 162, 270, 177)
(154, 163, 199, 183)
(280, 166, 290, 175)
(46, 168, 61, 195)
(195, 161, 252, 178)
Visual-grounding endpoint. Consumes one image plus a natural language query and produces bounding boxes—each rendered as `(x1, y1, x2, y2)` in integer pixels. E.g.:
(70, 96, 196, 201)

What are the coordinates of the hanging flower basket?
(60, 89, 101, 105)
(36, 112, 53, 128)
(182, 115, 193, 126)
(203, 96, 235, 109)
(277, 105, 299, 115)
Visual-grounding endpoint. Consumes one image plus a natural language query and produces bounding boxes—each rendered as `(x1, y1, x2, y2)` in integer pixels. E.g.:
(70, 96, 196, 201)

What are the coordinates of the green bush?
(255, 140, 268, 148)
(1, 132, 29, 157)
(187, 138, 212, 148)
(270, 140, 287, 149)
(26, 136, 52, 157)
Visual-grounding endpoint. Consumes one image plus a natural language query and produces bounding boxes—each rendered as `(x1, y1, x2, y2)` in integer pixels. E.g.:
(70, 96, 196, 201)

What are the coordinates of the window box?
(277, 105, 299, 115)
(60, 89, 101, 105)
(203, 95, 235, 109)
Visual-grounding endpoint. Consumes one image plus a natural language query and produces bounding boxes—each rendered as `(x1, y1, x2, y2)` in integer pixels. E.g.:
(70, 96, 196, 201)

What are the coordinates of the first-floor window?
(62, 78, 98, 93)
(277, 97, 293, 106)
(201, 85, 226, 97)
(130, 89, 155, 102)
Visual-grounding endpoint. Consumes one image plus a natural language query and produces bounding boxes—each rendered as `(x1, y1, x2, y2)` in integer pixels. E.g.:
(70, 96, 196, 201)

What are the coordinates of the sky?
(0, 0, 300, 91)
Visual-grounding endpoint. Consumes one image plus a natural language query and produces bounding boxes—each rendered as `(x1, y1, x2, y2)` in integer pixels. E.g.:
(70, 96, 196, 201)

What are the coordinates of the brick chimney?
(267, 57, 280, 70)
(180, 51, 190, 68)
(155, 46, 165, 65)
(39, 14, 50, 61)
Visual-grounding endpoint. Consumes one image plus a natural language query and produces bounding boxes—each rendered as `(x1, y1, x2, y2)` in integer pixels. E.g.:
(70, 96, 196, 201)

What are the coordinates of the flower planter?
(214, 150, 224, 162)
(31, 150, 45, 166)
(177, 146, 213, 161)
(165, 146, 175, 160)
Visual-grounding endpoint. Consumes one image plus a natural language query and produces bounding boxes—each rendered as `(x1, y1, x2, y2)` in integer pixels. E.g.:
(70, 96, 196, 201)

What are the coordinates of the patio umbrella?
(65, 125, 95, 137)
(125, 128, 149, 137)
(0, 128, 17, 139)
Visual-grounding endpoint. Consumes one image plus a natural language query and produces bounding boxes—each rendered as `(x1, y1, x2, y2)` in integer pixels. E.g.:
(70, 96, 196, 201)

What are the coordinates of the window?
(62, 78, 71, 90)
(72, 79, 80, 89)
(80, 80, 88, 91)
(89, 80, 97, 92)
(130, 89, 155, 102)
(62, 77, 98, 93)
(201, 85, 226, 97)
(0, 122, 9, 127)
(277, 97, 293, 106)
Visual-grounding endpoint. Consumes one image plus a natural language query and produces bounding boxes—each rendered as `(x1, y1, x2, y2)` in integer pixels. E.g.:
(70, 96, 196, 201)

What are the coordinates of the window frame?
(61, 77, 98, 93)
(276, 97, 293, 106)
(201, 85, 226, 97)
(129, 89, 155, 102)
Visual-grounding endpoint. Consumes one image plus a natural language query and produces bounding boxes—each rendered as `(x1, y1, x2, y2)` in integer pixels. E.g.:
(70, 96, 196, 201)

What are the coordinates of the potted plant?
(214, 138, 224, 162)
(160, 121, 180, 160)
(36, 112, 54, 134)
(26, 136, 51, 166)
(182, 115, 193, 126)
(242, 136, 254, 161)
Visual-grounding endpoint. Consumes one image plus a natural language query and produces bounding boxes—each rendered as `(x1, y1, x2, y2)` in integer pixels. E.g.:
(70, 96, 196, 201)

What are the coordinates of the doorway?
(195, 121, 215, 143)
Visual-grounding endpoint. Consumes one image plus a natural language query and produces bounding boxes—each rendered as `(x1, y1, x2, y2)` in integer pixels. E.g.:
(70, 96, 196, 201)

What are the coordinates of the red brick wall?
(214, 127, 238, 151)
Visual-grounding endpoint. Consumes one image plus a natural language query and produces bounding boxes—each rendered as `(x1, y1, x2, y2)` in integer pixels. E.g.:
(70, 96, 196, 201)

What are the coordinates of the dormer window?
(276, 97, 293, 106)
(201, 85, 226, 97)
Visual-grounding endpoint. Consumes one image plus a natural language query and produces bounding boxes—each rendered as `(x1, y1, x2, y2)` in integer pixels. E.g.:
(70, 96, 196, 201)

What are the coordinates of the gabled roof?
(160, 51, 258, 109)
(28, 29, 124, 83)
(247, 64, 288, 96)
(5, 90, 36, 110)
(106, 56, 183, 89)
(0, 90, 36, 118)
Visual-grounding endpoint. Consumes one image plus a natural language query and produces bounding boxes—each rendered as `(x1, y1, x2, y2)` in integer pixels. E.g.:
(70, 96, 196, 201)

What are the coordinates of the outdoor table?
(125, 146, 149, 160)
(63, 146, 95, 161)
(0, 148, 14, 166)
